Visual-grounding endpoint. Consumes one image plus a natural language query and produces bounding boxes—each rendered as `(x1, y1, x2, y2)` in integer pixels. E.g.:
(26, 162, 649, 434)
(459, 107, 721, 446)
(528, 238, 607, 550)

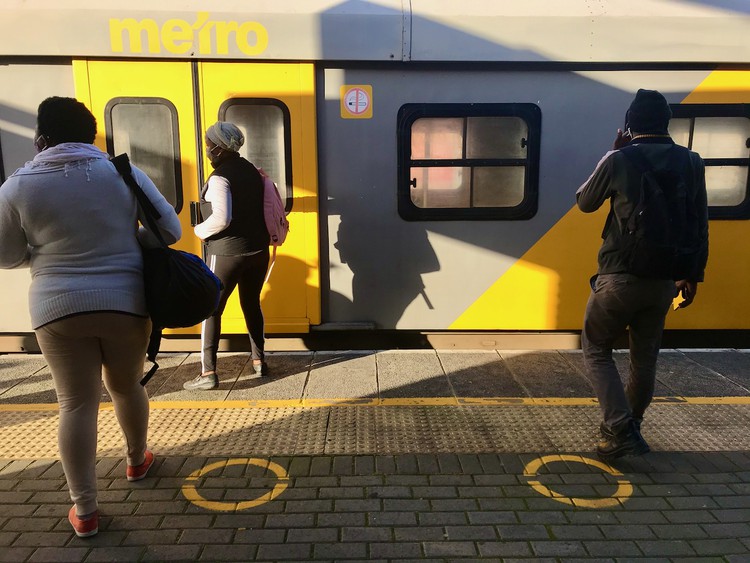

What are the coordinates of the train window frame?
(669, 103, 750, 220)
(397, 103, 541, 221)
(218, 98, 293, 213)
(104, 97, 183, 213)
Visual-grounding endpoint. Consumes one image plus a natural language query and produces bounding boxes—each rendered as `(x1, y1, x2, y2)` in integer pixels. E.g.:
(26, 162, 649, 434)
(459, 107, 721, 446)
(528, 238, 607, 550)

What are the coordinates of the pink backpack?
(257, 168, 290, 282)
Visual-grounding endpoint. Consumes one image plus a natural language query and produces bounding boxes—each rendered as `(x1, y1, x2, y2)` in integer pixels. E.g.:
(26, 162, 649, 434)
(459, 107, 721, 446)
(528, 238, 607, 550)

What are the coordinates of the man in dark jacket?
(576, 89, 709, 461)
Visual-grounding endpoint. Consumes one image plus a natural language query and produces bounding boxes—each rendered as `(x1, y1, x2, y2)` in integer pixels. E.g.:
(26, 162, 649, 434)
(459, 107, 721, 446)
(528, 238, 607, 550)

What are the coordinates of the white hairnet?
(206, 121, 244, 152)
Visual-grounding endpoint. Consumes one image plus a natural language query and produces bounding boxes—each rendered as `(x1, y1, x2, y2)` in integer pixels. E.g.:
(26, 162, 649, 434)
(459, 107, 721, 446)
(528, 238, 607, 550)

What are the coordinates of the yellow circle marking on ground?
(523, 454, 633, 508)
(182, 458, 289, 512)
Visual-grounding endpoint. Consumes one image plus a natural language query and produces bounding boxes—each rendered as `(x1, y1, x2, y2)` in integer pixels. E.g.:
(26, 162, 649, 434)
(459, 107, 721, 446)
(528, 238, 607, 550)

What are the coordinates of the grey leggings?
(35, 312, 151, 515)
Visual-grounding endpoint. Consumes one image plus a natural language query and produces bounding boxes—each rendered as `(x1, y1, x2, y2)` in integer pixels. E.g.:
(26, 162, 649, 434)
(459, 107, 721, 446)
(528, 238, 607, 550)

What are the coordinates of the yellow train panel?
(450, 206, 606, 330)
(198, 62, 320, 333)
(452, 70, 750, 331)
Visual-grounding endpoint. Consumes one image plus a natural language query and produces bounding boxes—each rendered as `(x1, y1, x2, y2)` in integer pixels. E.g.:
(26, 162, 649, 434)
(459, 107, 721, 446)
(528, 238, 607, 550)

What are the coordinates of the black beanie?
(626, 89, 672, 133)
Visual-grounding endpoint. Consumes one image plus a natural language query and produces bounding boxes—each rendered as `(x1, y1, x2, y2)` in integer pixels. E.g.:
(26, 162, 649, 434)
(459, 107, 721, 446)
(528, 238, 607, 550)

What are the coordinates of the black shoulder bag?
(111, 154, 222, 385)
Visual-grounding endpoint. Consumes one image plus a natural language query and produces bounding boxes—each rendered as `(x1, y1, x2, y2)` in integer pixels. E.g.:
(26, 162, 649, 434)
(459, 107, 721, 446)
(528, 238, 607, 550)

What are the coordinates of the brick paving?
(0, 451, 749, 561)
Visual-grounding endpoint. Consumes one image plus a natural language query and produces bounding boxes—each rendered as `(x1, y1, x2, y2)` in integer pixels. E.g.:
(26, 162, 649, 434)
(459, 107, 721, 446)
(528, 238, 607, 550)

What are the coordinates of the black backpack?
(617, 145, 693, 280)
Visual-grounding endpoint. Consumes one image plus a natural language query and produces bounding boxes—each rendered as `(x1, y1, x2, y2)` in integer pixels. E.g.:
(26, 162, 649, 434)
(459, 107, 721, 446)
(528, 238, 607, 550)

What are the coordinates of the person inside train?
(576, 89, 709, 461)
(0, 96, 182, 537)
(183, 121, 270, 391)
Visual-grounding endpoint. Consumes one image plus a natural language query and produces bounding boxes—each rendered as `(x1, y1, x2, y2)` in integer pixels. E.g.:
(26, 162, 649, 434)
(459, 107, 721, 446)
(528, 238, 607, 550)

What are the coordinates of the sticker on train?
(341, 85, 373, 119)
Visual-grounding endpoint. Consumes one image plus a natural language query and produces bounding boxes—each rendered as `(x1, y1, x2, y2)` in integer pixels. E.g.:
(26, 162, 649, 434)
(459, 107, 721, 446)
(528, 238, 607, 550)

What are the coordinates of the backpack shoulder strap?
(111, 153, 168, 249)
(618, 145, 661, 234)
(621, 144, 684, 175)
(619, 144, 654, 175)
(111, 154, 165, 385)
(665, 144, 691, 174)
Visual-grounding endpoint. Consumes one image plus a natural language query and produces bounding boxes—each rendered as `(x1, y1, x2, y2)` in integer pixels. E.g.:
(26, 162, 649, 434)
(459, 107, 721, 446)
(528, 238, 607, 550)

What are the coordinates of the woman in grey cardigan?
(0, 97, 181, 537)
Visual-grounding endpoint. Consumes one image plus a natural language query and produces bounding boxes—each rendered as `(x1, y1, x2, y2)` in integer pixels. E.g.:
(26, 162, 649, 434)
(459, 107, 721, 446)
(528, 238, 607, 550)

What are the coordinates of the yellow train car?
(0, 1, 748, 350)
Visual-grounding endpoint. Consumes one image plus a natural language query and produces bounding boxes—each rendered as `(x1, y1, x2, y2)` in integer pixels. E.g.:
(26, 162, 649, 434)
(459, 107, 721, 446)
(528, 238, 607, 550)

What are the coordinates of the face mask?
(206, 145, 225, 166)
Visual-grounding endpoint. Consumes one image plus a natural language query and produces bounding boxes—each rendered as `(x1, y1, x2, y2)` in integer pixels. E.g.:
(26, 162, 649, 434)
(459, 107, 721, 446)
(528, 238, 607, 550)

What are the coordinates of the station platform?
(1, 349, 750, 561)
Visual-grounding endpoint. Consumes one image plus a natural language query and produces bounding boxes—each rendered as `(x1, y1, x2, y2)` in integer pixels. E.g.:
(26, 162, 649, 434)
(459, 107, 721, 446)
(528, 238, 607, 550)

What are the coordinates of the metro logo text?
(109, 12, 268, 56)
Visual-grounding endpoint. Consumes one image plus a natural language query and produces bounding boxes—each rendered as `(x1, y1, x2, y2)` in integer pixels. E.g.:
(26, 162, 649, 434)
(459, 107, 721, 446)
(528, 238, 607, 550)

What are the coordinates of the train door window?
(104, 98, 182, 211)
(397, 103, 541, 221)
(219, 99, 293, 212)
(670, 104, 750, 219)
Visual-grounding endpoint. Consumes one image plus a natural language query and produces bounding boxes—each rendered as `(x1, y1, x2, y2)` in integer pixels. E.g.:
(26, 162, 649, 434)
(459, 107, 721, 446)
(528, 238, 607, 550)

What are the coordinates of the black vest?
(200, 154, 269, 255)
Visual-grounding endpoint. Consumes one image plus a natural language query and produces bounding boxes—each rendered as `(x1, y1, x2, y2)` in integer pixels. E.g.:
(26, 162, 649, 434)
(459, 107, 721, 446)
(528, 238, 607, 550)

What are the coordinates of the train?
(0, 0, 749, 351)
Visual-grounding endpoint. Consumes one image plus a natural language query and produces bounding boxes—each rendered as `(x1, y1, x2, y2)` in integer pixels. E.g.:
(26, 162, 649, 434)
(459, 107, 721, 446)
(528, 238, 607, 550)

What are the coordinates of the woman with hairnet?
(184, 121, 270, 390)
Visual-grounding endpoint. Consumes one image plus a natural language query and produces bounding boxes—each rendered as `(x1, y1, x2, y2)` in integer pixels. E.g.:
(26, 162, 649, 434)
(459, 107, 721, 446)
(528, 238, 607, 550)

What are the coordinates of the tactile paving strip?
(2, 403, 750, 458)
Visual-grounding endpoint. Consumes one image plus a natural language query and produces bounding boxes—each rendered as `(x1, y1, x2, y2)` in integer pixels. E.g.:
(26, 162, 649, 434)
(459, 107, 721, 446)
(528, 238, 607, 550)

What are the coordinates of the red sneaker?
(126, 450, 155, 482)
(68, 506, 98, 538)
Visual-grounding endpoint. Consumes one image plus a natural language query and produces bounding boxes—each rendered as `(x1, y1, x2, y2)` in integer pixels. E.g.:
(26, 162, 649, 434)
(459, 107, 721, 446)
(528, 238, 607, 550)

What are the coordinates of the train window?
(219, 99, 293, 212)
(104, 98, 182, 212)
(398, 104, 541, 220)
(670, 104, 750, 219)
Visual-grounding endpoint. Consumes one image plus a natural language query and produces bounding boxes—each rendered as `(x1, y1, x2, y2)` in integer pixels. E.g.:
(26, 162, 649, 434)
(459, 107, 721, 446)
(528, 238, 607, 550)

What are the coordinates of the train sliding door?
(198, 63, 319, 333)
(74, 60, 200, 338)
(74, 60, 319, 336)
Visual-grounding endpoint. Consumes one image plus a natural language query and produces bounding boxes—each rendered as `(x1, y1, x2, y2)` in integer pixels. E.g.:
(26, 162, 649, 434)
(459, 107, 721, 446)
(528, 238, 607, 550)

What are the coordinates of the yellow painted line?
(675, 397, 750, 405)
(460, 397, 601, 406)
(2, 396, 750, 413)
(136, 396, 749, 408)
(0, 404, 60, 412)
(304, 397, 461, 407)
(523, 454, 633, 509)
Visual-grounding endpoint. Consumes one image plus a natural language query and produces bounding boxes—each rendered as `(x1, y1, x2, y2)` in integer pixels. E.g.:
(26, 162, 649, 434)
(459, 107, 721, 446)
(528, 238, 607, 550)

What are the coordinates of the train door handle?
(410, 178, 417, 188)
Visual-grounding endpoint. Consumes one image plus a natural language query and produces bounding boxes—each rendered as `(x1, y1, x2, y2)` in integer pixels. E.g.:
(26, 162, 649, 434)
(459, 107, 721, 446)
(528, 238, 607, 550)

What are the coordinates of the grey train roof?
(1, 0, 748, 63)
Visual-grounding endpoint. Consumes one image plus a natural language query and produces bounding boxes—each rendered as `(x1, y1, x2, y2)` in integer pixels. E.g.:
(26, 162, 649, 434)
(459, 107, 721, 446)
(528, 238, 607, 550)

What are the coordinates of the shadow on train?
(0, 103, 37, 182)
(684, 0, 750, 14)
(314, 2, 715, 332)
